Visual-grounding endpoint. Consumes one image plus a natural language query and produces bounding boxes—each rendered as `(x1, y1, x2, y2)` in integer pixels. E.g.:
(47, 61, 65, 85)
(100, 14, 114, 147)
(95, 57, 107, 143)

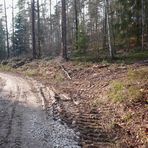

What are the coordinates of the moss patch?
(109, 67, 148, 104)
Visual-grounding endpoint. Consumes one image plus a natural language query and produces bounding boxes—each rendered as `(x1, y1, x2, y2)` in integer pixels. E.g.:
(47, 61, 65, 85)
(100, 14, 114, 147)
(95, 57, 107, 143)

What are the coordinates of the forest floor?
(0, 57, 148, 147)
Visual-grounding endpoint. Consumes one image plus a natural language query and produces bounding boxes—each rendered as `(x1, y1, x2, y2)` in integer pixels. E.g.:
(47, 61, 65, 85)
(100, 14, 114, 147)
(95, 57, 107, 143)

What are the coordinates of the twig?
(58, 63, 72, 80)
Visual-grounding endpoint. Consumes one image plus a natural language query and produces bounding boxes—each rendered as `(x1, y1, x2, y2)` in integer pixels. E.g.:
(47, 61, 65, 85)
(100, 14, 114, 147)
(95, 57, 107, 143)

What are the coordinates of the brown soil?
(1, 59, 148, 147)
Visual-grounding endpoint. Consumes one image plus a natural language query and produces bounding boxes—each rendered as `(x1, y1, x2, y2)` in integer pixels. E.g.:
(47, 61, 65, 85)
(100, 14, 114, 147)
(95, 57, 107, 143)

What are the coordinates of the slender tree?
(103, 2, 107, 50)
(4, 0, 9, 58)
(12, 0, 15, 52)
(61, 0, 68, 60)
(49, 0, 53, 51)
(0, 19, 6, 59)
(141, 0, 144, 50)
(74, 0, 79, 49)
(37, 0, 41, 57)
(31, 0, 36, 58)
(105, 0, 114, 59)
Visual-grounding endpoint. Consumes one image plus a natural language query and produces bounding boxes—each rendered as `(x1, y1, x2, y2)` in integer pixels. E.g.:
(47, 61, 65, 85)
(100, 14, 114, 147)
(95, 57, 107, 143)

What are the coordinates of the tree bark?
(49, 0, 53, 52)
(103, 4, 107, 49)
(37, 0, 41, 57)
(12, 0, 15, 53)
(141, 0, 144, 50)
(74, 0, 79, 50)
(105, 0, 114, 59)
(61, 0, 68, 60)
(31, 0, 36, 58)
(4, 0, 9, 59)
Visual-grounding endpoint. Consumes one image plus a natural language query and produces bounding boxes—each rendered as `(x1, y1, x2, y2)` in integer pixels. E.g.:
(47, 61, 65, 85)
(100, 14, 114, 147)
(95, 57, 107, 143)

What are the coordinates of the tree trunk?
(109, 4, 116, 54)
(49, 0, 53, 52)
(61, 0, 68, 60)
(103, 4, 107, 49)
(74, 0, 79, 50)
(37, 0, 41, 57)
(31, 0, 36, 58)
(105, 0, 114, 59)
(141, 0, 144, 50)
(136, 0, 141, 47)
(4, 0, 9, 59)
(12, 0, 15, 53)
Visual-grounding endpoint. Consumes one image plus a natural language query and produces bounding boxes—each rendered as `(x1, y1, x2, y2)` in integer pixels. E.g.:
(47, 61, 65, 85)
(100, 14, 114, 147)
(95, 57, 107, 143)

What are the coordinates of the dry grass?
(24, 69, 39, 77)
(0, 64, 13, 72)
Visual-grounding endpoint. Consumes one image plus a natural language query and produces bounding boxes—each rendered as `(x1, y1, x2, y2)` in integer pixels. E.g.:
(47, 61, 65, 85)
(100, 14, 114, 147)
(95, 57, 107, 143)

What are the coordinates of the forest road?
(0, 73, 80, 148)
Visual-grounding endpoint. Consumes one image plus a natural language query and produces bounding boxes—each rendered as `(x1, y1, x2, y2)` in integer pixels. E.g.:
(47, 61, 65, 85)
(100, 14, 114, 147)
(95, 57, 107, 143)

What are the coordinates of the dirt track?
(0, 73, 80, 148)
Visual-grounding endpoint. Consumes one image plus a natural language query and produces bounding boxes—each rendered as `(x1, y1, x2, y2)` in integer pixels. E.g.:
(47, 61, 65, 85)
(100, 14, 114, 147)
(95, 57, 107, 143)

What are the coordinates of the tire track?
(0, 73, 80, 148)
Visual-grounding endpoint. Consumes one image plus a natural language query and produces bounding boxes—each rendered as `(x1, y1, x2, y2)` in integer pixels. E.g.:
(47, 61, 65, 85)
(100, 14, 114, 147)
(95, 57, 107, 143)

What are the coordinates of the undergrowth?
(0, 64, 14, 72)
(109, 67, 148, 104)
(71, 50, 148, 64)
(24, 69, 39, 77)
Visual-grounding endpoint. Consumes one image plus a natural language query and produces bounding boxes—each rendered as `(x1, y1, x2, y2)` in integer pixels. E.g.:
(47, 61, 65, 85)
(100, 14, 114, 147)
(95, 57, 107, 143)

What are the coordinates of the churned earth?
(0, 59, 148, 147)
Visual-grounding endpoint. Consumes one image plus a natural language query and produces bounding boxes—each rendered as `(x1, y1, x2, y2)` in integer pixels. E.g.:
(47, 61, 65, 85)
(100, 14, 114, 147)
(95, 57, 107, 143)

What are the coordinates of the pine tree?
(61, 0, 68, 60)
(0, 19, 6, 59)
(13, 0, 29, 56)
(13, 14, 27, 56)
(4, 0, 9, 58)
(31, 0, 36, 58)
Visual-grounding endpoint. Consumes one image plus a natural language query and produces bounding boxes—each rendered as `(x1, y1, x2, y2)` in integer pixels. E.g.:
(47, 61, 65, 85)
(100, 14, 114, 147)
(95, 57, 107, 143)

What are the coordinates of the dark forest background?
(0, 0, 148, 61)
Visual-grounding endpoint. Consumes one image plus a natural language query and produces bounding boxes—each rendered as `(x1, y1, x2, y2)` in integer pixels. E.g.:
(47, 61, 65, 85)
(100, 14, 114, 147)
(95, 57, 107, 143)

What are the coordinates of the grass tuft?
(109, 81, 126, 103)
(0, 64, 13, 72)
(25, 69, 39, 77)
(54, 73, 65, 82)
(122, 112, 133, 122)
(128, 68, 148, 81)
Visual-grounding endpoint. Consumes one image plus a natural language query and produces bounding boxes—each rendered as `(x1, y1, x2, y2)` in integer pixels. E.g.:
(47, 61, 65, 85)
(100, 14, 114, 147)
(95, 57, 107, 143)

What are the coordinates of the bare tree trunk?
(12, 0, 15, 53)
(61, 0, 68, 60)
(31, 0, 36, 58)
(49, 0, 53, 52)
(109, 4, 116, 53)
(4, 0, 10, 59)
(105, 0, 114, 59)
(141, 0, 144, 50)
(37, 0, 41, 57)
(50, 0, 52, 29)
(103, 4, 107, 49)
(74, 0, 79, 49)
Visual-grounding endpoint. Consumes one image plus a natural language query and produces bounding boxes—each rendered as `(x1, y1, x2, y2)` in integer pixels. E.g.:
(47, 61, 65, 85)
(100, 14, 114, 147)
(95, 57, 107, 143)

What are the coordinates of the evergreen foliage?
(0, 19, 6, 59)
